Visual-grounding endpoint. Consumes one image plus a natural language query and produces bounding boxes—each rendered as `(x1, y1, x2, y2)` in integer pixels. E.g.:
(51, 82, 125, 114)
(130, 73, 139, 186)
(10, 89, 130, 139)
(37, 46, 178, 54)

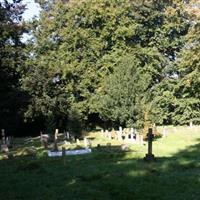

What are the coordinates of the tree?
(0, 0, 27, 134)
(172, 1, 200, 125)
(23, 0, 191, 131)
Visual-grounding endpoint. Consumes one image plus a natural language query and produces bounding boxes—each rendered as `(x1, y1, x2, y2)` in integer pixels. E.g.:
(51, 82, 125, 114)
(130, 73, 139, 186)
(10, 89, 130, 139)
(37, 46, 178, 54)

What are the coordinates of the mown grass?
(1, 126, 200, 200)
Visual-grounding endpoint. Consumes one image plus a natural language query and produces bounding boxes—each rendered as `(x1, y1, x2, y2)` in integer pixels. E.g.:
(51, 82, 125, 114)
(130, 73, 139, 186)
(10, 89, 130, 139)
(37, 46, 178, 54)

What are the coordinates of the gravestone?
(105, 130, 109, 138)
(84, 138, 91, 148)
(1, 129, 6, 144)
(130, 133, 135, 143)
(101, 130, 104, 137)
(76, 138, 80, 145)
(1, 144, 9, 153)
(117, 130, 122, 141)
(144, 128, 155, 161)
(64, 130, 70, 140)
(54, 129, 59, 151)
(108, 132, 112, 140)
(121, 144, 129, 151)
(136, 134, 140, 144)
(40, 132, 49, 149)
(162, 126, 167, 138)
(190, 121, 193, 128)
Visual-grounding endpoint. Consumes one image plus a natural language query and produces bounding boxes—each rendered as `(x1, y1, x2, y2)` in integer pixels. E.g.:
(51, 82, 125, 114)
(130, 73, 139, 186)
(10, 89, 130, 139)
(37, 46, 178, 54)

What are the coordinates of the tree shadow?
(1, 138, 200, 199)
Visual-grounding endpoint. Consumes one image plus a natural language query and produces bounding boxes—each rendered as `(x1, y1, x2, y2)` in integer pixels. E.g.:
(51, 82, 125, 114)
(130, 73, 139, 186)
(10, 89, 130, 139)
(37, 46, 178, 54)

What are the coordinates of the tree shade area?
(0, 0, 200, 135)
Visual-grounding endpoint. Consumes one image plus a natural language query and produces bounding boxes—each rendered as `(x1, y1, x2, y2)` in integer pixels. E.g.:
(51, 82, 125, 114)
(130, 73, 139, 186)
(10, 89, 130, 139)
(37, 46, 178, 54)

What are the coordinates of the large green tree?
(0, 0, 27, 133)
(23, 0, 191, 131)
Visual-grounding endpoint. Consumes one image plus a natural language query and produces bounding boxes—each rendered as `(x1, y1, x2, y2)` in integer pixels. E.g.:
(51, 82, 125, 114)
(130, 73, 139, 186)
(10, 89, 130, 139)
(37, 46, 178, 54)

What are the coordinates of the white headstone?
(162, 126, 167, 137)
(105, 130, 109, 138)
(84, 138, 90, 148)
(76, 139, 80, 145)
(101, 129, 104, 136)
(108, 132, 112, 140)
(190, 121, 193, 128)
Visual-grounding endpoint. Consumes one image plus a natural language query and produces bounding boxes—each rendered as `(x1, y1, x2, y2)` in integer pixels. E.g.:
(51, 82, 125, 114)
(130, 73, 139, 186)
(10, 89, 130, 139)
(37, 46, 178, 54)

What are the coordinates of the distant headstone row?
(101, 127, 144, 145)
(40, 128, 92, 151)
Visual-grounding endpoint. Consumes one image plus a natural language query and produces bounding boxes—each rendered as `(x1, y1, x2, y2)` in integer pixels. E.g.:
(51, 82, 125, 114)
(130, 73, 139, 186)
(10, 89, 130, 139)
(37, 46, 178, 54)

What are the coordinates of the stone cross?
(144, 128, 155, 161)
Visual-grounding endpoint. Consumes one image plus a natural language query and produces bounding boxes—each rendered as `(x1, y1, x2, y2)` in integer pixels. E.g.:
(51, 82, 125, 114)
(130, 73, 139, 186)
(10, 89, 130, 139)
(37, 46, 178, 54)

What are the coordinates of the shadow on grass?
(1, 140, 200, 200)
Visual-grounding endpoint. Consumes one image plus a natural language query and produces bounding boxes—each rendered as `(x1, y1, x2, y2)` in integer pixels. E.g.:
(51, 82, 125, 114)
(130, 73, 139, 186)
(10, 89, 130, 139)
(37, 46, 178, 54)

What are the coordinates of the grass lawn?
(1, 126, 200, 200)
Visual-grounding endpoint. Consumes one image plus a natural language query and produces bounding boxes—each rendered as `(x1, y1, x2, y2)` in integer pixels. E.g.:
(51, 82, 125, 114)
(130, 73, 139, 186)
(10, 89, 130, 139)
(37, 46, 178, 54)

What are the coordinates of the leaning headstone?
(121, 144, 129, 151)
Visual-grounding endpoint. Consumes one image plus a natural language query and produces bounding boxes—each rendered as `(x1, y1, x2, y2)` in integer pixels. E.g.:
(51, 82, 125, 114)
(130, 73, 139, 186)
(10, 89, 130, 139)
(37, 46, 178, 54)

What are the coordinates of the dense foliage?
(0, 0, 27, 134)
(0, 0, 199, 135)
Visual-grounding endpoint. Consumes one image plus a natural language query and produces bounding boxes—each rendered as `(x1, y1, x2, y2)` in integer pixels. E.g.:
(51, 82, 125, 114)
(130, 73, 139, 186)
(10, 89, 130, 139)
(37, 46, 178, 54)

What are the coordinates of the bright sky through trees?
(23, 0, 40, 20)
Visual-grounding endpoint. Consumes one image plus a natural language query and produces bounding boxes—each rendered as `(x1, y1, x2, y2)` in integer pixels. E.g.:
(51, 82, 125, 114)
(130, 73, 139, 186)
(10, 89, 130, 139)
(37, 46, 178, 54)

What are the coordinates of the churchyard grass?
(0, 126, 200, 200)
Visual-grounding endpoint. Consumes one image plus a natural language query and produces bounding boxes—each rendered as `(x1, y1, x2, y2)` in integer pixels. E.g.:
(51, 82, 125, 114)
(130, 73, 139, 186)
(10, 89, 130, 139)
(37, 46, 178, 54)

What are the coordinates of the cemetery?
(1, 126, 200, 199)
(1, 0, 200, 199)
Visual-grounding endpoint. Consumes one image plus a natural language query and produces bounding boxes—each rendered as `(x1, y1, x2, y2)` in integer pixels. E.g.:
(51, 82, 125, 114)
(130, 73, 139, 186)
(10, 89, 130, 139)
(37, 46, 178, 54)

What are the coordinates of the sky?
(22, 0, 41, 21)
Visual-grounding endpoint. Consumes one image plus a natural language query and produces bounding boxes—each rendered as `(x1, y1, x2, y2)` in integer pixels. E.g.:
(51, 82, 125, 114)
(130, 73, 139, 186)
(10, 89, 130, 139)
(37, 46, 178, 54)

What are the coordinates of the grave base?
(144, 153, 155, 162)
(48, 148, 92, 157)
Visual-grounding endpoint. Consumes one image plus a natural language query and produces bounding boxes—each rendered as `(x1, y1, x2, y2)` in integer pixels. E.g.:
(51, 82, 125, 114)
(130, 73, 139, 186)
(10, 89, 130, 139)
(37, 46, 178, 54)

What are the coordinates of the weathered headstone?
(6, 136, 11, 146)
(84, 138, 91, 148)
(144, 128, 155, 161)
(40, 132, 49, 149)
(1, 129, 6, 144)
(64, 130, 70, 140)
(1, 144, 9, 153)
